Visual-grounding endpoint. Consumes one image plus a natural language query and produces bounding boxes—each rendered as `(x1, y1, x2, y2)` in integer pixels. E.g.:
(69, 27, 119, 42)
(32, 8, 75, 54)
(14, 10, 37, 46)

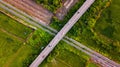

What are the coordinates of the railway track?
(0, 0, 120, 67)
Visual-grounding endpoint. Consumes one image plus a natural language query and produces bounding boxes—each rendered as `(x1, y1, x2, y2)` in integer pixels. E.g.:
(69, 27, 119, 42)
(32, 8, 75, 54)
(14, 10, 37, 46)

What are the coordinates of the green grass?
(87, 61, 99, 67)
(95, 0, 120, 41)
(0, 30, 22, 67)
(0, 28, 53, 67)
(94, 0, 120, 62)
(0, 12, 33, 67)
(4, 45, 34, 67)
(0, 12, 33, 39)
(44, 59, 70, 67)
(56, 50, 87, 67)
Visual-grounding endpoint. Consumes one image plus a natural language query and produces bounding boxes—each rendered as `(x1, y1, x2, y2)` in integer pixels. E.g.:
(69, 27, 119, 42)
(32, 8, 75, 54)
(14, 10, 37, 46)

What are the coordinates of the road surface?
(0, 0, 120, 67)
(29, 0, 95, 67)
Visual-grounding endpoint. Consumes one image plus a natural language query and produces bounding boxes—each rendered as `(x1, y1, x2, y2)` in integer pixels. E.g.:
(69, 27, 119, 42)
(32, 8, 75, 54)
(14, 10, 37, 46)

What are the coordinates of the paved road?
(29, 0, 95, 67)
(0, 0, 120, 67)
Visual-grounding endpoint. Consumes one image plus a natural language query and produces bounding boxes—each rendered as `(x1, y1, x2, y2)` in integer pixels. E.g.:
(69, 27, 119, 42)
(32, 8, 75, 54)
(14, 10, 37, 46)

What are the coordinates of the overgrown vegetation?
(35, 0, 62, 12)
(94, 0, 120, 62)
(50, 0, 120, 63)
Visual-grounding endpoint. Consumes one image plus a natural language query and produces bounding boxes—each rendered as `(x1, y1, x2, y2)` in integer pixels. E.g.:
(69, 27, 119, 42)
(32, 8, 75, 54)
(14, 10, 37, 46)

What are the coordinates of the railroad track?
(0, 0, 119, 67)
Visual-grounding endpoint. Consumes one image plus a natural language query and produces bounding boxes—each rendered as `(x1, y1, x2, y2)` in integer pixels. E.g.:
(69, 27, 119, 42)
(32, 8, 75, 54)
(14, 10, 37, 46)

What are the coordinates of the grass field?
(95, 0, 120, 41)
(0, 12, 33, 67)
(94, 0, 120, 62)
(1, 28, 49, 67)
(86, 62, 99, 67)
(0, 29, 22, 67)
(0, 12, 33, 39)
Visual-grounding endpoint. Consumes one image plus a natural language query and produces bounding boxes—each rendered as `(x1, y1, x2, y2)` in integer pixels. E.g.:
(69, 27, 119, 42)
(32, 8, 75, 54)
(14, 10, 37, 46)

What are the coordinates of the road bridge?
(29, 0, 95, 67)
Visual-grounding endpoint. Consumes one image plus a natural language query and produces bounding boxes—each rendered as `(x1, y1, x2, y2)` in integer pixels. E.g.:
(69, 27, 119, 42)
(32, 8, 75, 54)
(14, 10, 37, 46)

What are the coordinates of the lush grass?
(0, 12, 33, 39)
(94, 0, 120, 62)
(95, 0, 120, 41)
(86, 61, 99, 67)
(0, 28, 53, 67)
(0, 12, 33, 67)
(4, 45, 34, 67)
(56, 50, 87, 67)
(0, 30, 22, 67)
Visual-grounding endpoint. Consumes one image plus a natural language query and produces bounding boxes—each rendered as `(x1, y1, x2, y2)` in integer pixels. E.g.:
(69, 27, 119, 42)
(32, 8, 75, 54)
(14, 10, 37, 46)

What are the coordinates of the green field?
(94, 0, 120, 62)
(86, 61, 99, 67)
(0, 12, 33, 67)
(0, 12, 33, 39)
(95, 0, 120, 41)
(0, 28, 52, 67)
(0, 30, 22, 66)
